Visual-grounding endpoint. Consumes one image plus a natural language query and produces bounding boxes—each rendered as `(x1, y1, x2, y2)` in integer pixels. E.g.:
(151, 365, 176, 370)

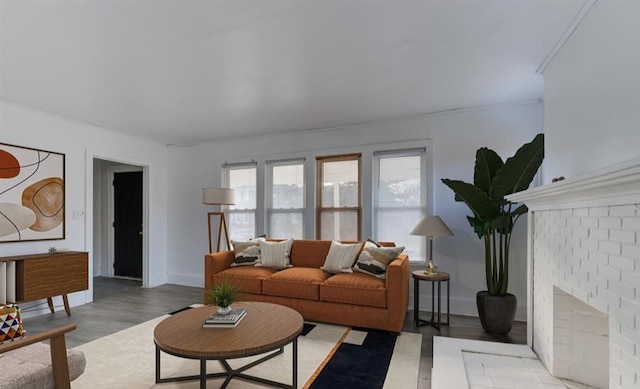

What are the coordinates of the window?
(224, 164, 257, 241)
(316, 154, 361, 240)
(267, 159, 305, 239)
(374, 149, 426, 262)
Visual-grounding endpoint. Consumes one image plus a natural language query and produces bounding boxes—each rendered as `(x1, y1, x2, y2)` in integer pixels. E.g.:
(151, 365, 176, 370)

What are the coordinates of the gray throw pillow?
(354, 246, 404, 279)
(230, 239, 263, 266)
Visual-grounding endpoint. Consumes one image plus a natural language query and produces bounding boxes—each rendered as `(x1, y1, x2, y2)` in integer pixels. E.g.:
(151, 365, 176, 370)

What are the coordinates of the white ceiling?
(0, 0, 587, 145)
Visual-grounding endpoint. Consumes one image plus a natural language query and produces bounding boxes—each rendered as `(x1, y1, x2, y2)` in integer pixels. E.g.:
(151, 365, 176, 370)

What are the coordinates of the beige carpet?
(71, 313, 421, 389)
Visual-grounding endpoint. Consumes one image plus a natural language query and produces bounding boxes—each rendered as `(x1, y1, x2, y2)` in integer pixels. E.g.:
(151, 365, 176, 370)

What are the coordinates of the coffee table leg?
(155, 346, 161, 384)
(293, 337, 298, 388)
(200, 359, 206, 389)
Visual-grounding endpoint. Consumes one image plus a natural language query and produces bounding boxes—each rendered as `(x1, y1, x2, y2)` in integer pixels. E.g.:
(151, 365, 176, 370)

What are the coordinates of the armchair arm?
(385, 253, 410, 333)
(204, 251, 235, 300)
(0, 324, 77, 389)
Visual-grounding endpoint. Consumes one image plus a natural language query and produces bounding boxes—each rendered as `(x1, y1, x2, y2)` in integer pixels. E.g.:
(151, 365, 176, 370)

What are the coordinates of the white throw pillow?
(257, 239, 293, 268)
(321, 240, 363, 274)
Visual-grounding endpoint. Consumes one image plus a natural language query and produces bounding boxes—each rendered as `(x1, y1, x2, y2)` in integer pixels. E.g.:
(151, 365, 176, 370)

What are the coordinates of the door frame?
(107, 165, 146, 281)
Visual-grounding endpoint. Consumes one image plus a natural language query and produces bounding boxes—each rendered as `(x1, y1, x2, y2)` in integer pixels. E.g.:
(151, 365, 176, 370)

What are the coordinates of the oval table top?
(154, 302, 303, 360)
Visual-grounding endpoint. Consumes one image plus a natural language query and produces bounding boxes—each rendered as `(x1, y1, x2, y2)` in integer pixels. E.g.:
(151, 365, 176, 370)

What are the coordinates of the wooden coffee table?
(154, 302, 303, 389)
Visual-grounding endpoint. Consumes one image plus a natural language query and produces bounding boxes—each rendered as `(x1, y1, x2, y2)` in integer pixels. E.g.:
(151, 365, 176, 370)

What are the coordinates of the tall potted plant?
(442, 133, 543, 335)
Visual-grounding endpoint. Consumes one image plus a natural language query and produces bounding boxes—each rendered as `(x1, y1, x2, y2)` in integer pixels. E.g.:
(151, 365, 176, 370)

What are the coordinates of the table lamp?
(410, 215, 453, 275)
(203, 188, 235, 253)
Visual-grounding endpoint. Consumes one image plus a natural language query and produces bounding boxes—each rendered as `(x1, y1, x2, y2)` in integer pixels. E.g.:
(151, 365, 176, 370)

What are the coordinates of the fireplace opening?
(553, 287, 609, 388)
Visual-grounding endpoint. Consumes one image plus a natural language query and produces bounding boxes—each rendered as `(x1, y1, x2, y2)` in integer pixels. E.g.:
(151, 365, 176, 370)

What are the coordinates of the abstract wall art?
(0, 143, 65, 242)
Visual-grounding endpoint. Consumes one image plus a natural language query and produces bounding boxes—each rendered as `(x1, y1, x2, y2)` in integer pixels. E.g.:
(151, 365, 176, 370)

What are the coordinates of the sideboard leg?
(62, 295, 72, 316)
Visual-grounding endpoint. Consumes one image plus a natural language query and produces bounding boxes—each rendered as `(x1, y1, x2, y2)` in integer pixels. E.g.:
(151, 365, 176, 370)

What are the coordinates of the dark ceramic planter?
(476, 291, 517, 335)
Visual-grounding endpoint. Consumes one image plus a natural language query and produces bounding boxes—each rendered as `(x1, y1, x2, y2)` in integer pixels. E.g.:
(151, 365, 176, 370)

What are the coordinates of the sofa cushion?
(320, 273, 387, 308)
(230, 239, 262, 267)
(289, 240, 333, 268)
(214, 267, 278, 294)
(262, 268, 331, 300)
(353, 246, 405, 279)
(257, 239, 293, 268)
(320, 240, 363, 273)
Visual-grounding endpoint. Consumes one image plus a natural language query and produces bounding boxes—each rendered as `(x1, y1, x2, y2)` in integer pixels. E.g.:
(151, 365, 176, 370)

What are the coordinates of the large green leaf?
(467, 216, 490, 239)
(491, 215, 509, 229)
(474, 147, 503, 193)
(490, 133, 544, 198)
(441, 179, 501, 220)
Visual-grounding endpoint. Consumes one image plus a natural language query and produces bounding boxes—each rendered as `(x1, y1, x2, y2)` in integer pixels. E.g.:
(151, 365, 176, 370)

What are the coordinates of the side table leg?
(414, 277, 419, 325)
(446, 279, 451, 325)
(430, 281, 435, 323)
(437, 281, 442, 329)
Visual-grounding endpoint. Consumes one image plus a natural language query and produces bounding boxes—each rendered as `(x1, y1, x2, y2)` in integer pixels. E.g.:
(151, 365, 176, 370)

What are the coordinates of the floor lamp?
(203, 188, 235, 253)
(410, 215, 454, 275)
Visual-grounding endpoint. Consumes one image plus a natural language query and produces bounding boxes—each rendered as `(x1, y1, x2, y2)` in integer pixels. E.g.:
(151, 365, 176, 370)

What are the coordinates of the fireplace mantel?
(507, 157, 640, 210)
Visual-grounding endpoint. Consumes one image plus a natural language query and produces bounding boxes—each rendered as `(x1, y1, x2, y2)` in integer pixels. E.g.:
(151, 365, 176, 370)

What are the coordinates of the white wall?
(166, 101, 543, 319)
(543, 0, 640, 181)
(0, 100, 169, 315)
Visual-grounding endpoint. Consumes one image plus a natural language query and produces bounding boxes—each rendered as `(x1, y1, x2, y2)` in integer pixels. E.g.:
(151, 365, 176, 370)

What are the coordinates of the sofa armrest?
(204, 251, 235, 297)
(0, 324, 77, 389)
(385, 253, 410, 332)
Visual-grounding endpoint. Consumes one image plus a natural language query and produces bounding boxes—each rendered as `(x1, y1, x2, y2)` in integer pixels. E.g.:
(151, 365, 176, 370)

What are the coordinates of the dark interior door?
(114, 171, 143, 279)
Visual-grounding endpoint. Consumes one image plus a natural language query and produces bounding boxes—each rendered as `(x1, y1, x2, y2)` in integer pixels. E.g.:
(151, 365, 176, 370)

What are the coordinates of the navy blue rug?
(308, 327, 398, 389)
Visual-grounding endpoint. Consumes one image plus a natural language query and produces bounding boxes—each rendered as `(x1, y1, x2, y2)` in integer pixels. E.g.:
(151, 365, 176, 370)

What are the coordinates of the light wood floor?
(24, 277, 526, 388)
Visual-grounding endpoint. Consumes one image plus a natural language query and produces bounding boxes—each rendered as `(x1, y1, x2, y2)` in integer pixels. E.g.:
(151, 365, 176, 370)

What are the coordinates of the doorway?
(92, 159, 147, 285)
(113, 171, 143, 279)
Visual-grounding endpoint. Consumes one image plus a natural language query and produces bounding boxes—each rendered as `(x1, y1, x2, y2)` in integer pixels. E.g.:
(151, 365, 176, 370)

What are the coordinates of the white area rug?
(71, 312, 421, 389)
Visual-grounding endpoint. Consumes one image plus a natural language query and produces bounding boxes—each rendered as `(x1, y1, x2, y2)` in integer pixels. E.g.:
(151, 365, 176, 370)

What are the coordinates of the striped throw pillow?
(321, 240, 363, 274)
(257, 239, 293, 268)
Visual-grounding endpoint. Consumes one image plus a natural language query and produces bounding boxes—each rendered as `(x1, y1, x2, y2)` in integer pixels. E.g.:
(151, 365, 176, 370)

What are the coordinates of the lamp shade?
(410, 215, 453, 237)
(202, 188, 235, 205)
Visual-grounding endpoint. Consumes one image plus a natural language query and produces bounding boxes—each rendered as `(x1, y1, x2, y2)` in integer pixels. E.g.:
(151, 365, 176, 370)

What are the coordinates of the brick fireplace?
(509, 159, 640, 389)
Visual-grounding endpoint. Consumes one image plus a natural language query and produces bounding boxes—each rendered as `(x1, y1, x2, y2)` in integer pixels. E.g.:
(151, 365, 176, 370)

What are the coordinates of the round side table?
(412, 270, 450, 330)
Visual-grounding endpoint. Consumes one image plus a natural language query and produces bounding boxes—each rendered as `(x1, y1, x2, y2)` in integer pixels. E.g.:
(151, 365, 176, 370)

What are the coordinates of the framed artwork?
(0, 143, 65, 242)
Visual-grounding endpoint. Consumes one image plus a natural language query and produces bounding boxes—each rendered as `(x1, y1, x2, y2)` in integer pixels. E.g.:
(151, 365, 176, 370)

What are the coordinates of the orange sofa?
(204, 239, 409, 333)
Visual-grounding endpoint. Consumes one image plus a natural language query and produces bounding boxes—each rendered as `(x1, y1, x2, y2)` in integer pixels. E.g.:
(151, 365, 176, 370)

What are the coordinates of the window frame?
(373, 148, 427, 263)
(223, 162, 258, 240)
(315, 153, 362, 240)
(266, 158, 306, 239)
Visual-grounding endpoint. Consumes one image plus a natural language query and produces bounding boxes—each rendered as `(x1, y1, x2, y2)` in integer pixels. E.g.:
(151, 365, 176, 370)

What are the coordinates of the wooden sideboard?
(0, 251, 88, 316)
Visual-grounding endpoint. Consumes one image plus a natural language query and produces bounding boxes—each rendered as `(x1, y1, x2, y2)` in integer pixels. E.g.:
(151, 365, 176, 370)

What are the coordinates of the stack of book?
(202, 308, 246, 328)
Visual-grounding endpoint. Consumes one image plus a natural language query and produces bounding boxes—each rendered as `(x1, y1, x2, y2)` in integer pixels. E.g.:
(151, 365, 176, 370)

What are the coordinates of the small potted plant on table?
(206, 279, 240, 315)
